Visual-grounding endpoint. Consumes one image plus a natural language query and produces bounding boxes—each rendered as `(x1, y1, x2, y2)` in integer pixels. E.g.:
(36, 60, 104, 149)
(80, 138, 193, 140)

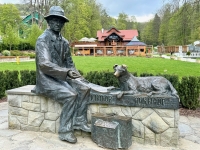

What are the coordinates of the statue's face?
(48, 16, 65, 32)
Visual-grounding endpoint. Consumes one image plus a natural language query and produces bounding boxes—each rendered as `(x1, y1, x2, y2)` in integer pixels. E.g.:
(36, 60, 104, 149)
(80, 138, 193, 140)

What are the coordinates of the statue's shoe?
(59, 132, 77, 143)
(73, 124, 91, 132)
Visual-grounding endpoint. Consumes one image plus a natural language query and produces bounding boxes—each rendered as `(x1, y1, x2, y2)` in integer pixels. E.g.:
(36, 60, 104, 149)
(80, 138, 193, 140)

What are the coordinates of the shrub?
(24, 53, 35, 58)
(178, 76, 200, 109)
(20, 70, 31, 86)
(0, 71, 5, 98)
(29, 70, 36, 85)
(84, 70, 118, 87)
(2, 50, 10, 56)
(140, 72, 154, 77)
(4, 70, 20, 90)
(10, 50, 23, 56)
(20, 70, 36, 86)
(186, 51, 191, 56)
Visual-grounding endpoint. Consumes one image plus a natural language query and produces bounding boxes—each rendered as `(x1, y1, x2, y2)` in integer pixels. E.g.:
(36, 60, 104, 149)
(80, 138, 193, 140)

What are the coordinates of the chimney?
(101, 28, 104, 33)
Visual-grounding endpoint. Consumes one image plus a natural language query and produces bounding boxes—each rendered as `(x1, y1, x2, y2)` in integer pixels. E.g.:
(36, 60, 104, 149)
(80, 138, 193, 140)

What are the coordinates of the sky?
(96, 0, 165, 22)
(0, 0, 165, 22)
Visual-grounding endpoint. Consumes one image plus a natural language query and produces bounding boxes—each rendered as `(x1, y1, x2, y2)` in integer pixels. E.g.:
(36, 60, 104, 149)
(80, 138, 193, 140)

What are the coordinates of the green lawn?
(0, 56, 200, 77)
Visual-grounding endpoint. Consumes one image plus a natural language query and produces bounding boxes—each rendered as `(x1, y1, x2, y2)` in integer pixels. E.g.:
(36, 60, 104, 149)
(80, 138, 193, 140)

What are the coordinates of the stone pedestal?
(7, 85, 179, 147)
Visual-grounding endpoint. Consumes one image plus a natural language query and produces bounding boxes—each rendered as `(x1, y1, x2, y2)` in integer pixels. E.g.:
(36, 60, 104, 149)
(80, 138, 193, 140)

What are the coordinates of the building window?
(140, 49, 144, 52)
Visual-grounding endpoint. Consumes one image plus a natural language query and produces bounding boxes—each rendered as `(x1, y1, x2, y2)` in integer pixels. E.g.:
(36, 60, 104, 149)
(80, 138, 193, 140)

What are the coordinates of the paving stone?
(11, 131, 38, 141)
(0, 110, 8, 117)
(0, 117, 7, 124)
(179, 123, 194, 137)
(183, 134, 200, 144)
(0, 129, 21, 137)
(0, 102, 8, 110)
(0, 121, 8, 129)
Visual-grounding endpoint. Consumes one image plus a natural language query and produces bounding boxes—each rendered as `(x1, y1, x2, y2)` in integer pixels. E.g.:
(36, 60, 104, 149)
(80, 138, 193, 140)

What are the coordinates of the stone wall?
(7, 85, 179, 147)
(87, 104, 179, 147)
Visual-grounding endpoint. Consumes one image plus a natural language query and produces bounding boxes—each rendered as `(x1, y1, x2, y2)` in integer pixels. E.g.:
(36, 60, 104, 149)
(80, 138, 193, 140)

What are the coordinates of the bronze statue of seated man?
(32, 6, 90, 144)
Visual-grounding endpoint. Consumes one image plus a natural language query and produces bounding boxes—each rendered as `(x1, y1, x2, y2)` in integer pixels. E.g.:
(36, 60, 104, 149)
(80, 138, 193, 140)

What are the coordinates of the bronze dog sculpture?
(113, 64, 179, 99)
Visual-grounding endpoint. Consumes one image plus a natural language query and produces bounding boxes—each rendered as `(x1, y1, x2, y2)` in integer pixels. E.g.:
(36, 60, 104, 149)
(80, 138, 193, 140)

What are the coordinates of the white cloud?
(135, 14, 154, 22)
(0, 0, 21, 4)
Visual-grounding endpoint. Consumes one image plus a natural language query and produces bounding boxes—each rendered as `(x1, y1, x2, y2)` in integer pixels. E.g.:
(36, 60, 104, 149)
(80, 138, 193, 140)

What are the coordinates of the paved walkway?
(1, 102, 200, 150)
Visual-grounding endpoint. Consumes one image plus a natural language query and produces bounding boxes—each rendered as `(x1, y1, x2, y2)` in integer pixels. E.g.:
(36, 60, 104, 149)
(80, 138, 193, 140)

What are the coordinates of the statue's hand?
(68, 70, 81, 79)
(117, 91, 124, 99)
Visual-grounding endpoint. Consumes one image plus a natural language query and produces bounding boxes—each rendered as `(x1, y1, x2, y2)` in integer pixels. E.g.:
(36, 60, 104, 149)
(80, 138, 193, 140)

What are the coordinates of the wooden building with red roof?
(72, 27, 148, 56)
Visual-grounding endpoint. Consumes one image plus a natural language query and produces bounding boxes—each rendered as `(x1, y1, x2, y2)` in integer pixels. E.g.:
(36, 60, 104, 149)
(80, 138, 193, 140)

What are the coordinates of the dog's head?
(113, 64, 128, 78)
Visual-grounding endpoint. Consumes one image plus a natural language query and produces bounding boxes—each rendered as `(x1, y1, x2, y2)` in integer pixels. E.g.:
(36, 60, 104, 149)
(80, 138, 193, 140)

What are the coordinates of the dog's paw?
(147, 92, 153, 97)
(117, 92, 124, 99)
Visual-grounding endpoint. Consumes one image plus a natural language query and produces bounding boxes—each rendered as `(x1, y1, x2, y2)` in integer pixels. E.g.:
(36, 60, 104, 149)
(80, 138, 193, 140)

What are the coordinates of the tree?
(152, 14, 161, 45)
(100, 9, 113, 29)
(27, 24, 43, 48)
(140, 20, 153, 45)
(0, 4, 21, 34)
(116, 12, 128, 30)
(3, 24, 20, 51)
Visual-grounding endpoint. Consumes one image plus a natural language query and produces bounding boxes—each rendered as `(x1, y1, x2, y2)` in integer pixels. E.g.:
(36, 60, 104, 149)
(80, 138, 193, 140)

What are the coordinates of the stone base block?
(7, 85, 179, 147)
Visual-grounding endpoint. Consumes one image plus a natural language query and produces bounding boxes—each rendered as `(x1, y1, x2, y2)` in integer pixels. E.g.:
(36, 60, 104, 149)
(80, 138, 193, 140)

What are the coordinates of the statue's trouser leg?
(74, 85, 90, 125)
(67, 79, 91, 125)
(46, 87, 78, 133)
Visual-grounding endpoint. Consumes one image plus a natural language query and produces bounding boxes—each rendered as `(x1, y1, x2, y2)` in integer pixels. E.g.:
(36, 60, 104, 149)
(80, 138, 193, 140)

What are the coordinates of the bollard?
(16, 56, 20, 64)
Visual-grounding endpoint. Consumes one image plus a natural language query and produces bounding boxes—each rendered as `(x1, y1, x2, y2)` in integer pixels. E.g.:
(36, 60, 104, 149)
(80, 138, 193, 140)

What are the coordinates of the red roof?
(97, 28, 138, 41)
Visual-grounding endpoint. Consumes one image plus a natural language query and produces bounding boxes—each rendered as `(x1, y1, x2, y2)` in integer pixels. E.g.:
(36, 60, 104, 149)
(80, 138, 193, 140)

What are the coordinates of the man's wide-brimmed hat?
(44, 6, 69, 22)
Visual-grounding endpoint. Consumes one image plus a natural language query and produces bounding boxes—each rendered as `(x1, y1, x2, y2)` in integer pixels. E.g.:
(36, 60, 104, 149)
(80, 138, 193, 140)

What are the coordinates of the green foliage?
(2, 50, 10, 56)
(178, 76, 200, 109)
(20, 70, 36, 86)
(0, 71, 6, 98)
(84, 70, 119, 87)
(0, 4, 21, 34)
(3, 23, 20, 50)
(4, 70, 20, 90)
(186, 51, 191, 56)
(29, 70, 36, 85)
(27, 24, 43, 48)
(140, 72, 154, 77)
(10, 50, 23, 56)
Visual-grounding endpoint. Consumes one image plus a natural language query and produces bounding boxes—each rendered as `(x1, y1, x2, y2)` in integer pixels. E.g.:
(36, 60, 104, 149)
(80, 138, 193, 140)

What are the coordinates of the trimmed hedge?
(0, 70, 199, 109)
(178, 76, 200, 109)
(0, 70, 36, 98)
(0, 71, 5, 98)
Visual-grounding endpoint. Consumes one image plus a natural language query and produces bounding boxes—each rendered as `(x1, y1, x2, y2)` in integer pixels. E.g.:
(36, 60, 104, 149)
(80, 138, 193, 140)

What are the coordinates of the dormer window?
(108, 33, 119, 41)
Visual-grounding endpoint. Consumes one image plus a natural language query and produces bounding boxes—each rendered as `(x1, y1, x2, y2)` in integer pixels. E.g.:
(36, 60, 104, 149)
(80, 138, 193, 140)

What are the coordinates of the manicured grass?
(0, 61, 36, 71)
(0, 56, 200, 78)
